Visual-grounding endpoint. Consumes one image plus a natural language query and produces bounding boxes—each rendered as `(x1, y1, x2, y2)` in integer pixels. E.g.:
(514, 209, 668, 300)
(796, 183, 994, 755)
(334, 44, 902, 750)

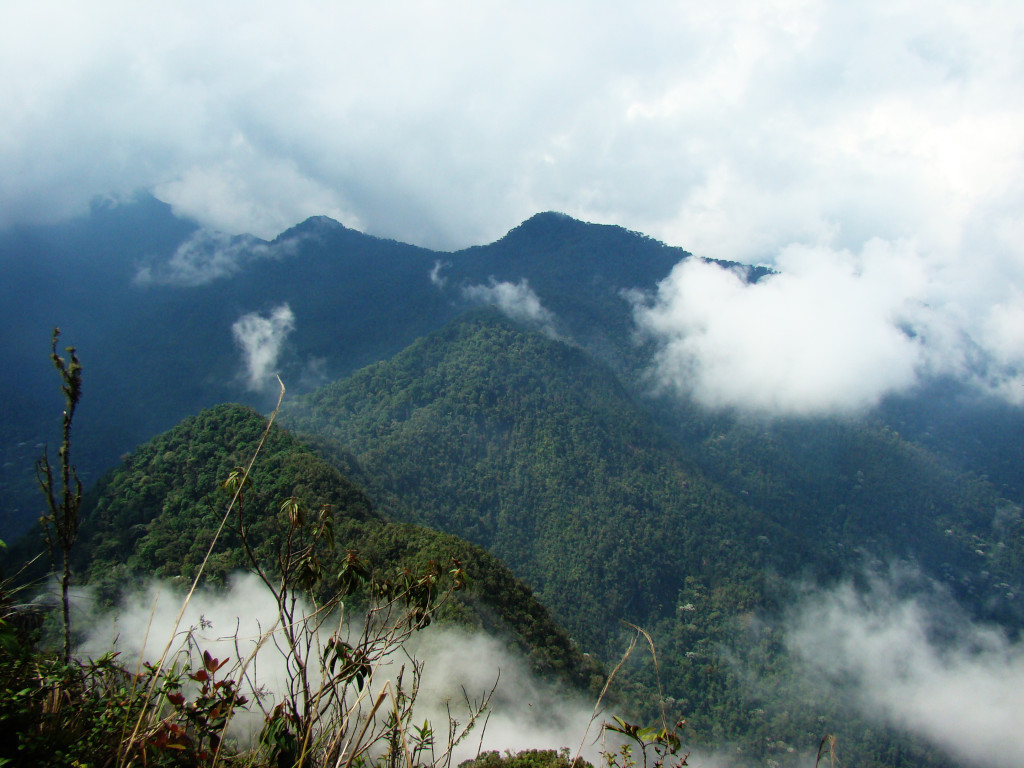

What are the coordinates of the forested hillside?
(75, 403, 601, 691)
(0, 198, 686, 538)
(280, 311, 1021, 766)
(281, 313, 796, 650)
(656, 401, 1024, 624)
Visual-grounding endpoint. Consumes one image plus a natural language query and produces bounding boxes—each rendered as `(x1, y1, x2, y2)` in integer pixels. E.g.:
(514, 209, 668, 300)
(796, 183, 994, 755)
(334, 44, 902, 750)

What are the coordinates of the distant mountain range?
(0, 195, 689, 536)
(4, 194, 1022, 536)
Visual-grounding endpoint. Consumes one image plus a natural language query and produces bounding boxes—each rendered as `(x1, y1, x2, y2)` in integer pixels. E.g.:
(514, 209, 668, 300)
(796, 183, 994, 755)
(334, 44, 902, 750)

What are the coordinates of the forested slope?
(74, 403, 600, 690)
(652, 399, 1024, 625)
(0, 200, 687, 538)
(279, 311, 1021, 766)
(281, 312, 805, 655)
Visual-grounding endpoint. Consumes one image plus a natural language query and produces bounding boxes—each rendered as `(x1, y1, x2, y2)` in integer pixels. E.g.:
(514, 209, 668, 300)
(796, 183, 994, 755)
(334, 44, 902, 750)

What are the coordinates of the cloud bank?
(2, 1, 1021, 254)
(634, 236, 1024, 414)
(633, 242, 931, 414)
(231, 303, 295, 391)
(788, 572, 1024, 768)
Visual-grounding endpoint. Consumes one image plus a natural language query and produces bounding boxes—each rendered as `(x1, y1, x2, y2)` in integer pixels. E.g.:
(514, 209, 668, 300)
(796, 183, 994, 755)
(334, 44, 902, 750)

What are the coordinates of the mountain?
(653, 397, 1024, 623)
(5, 194, 1024, 765)
(5, 195, 1021, 540)
(283, 313, 1022, 632)
(72, 402, 600, 691)
(282, 312, 801, 651)
(279, 311, 1020, 764)
(0, 197, 686, 538)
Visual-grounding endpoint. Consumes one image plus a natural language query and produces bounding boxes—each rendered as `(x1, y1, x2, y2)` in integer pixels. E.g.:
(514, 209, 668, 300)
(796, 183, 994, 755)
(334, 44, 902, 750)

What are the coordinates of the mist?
(787, 569, 1024, 768)
(231, 303, 296, 391)
(134, 229, 301, 287)
(634, 236, 1024, 414)
(461, 278, 559, 337)
(75, 573, 602, 761)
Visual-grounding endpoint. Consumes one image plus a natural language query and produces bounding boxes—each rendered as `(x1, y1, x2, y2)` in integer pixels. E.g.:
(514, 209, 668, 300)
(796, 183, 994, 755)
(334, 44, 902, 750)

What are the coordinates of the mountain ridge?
(0, 196, 690, 537)
(72, 401, 602, 692)
(278, 310, 1018, 764)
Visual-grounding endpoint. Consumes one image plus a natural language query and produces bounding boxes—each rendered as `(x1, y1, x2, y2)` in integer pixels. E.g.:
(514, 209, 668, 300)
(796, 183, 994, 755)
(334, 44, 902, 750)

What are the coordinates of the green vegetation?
(1, 387, 601, 765)
(656, 398, 1024, 621)
(3, 194, 1021, 765)
(460, 749, 593, 768)
(73, 403, 599, 691)
(281, 312, 1019, 766)
(0, 202, 689, 541)
(0, 518, 492, 767)
(282, 313, 796, 654)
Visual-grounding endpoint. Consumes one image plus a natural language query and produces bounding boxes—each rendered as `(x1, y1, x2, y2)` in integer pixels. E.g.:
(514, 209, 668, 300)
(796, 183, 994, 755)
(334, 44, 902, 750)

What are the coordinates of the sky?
(3, 0, 1024, 413)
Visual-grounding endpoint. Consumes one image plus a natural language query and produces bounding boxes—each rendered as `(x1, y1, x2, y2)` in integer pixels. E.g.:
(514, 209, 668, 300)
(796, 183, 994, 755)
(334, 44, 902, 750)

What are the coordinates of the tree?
(36, 327, 83, 664)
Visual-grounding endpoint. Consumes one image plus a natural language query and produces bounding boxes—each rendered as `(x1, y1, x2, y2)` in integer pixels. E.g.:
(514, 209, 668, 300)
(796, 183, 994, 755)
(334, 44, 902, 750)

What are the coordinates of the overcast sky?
(4, 0, 1024, 411)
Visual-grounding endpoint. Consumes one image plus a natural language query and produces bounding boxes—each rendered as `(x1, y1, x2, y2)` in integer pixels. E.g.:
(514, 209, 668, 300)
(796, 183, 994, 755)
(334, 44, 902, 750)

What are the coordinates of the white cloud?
(429, 260, 449, 289)
(134, 229, 302, 287)
(0, 1, 1020, 251)
(635, 241, 942, 415)
(76, 573, 601, 760)
(635, 220, 1024, 414)
(978, 295, 1024, 405)
(463, 278, 558, 334)
(788, 572, 1024, 768)
(407, 628, 600, 763)
(153, 144, 363, 240)
(231, 303, 295, 391)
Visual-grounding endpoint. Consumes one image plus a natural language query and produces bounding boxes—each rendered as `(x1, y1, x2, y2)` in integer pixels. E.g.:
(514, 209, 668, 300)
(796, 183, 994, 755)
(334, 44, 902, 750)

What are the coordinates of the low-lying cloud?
(462, 278, 558, 336)
(134, 229, 300, 287)
(407, 628, 600, 762)
(429, 260, 449, 289)
(232, 303, 295, 391)
(787, 571, 1024, 768)
(634, 237, 1024, 415)
(76, 573, 601, 761)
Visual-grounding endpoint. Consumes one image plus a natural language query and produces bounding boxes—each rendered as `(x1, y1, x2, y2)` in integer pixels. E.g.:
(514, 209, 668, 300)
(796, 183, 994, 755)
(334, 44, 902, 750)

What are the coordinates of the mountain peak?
(499, 212, 588, 245)
(277, 214, 350, 240)
(522, 211, 578, 226)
